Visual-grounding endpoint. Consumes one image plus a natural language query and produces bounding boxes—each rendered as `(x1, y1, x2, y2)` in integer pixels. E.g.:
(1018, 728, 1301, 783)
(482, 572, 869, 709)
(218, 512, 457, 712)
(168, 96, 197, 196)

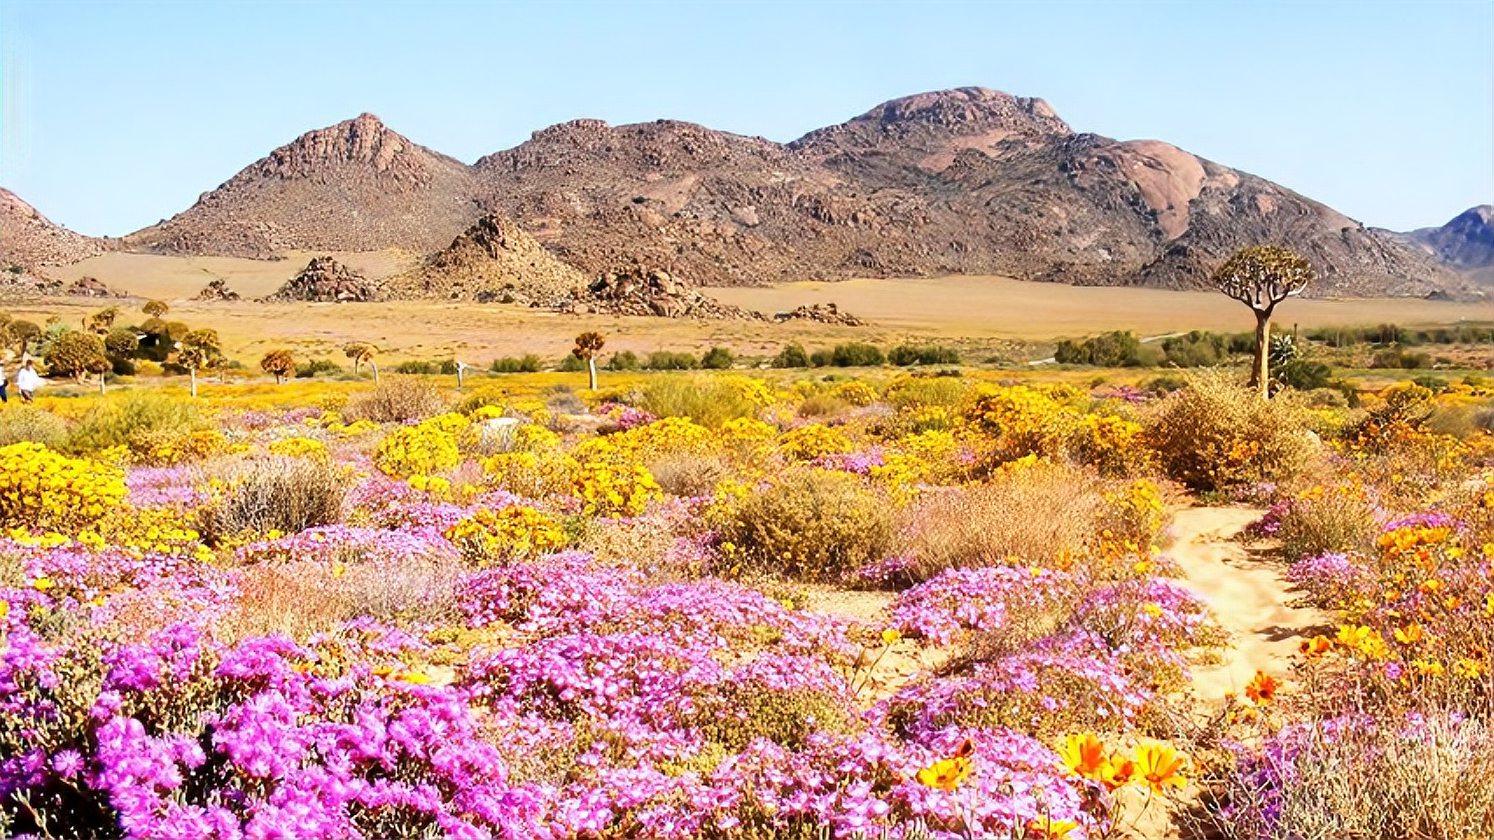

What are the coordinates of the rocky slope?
(385, 213, 589, 302)
(265, 256, 378, 302)
(1394, 205, 1494, 285)
(125, 114, 478, 257)
(0, 187, 109, 273)
(99, 90, 1481, 298)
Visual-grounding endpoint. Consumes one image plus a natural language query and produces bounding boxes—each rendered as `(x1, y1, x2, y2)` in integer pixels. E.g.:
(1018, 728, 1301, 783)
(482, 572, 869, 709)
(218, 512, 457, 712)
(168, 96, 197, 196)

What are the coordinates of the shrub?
(647, 451, 731, 497)
(295, 357, 342, 378)
(557, 354, 586, 372)
(374, 416, 463, 478)
(572, 455, 662, 517)
(720, 467, 893, 581)
(896, 461, 1108, 582)
(1270, 484, 1381, 561)
(490, 354, 542, 373)
(199, 456, 346, 542)
(808, 347, 834, 367)
(830, 342, 884, 367)
(0, 406, 69, 449)
(229, 554, 463, 639)
(645, 350, 699, 371)
(1160, 331, 1234, 367)
(481, 450, 576, 499)
(635, 375, 764, 427)
(1144, 373, 1317, 492)
(773, 344, 809, 368)
(66, 391, 206, 457)
(446, 505, 568, 564)
(700, 346, 734, 370)
(607, 351, 641, 371)
(345, 376, 445, 424)
(1274, 359, 1332, 391)
(1054, 331, 1146, 367)
(0, 442, 126, 532)
(44, 331, 110, 380)
(888, 344, 961, 366)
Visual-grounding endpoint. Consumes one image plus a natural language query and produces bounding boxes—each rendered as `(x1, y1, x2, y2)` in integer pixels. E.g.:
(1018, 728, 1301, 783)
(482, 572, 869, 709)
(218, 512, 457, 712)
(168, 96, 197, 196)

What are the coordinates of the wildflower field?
(0, 365, 1491, 839)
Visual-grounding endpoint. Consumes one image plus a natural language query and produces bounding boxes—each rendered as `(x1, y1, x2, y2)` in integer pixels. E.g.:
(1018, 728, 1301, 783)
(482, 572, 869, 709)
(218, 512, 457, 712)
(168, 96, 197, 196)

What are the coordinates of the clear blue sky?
(3, 0, 1490, 237)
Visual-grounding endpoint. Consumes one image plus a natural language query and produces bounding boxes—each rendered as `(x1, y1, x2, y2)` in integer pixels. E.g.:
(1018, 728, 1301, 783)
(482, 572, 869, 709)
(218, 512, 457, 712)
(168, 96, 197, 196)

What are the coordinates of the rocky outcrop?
(385, 213, 587, 302)
(264, 257, 376, 302)
(557, 267, 763, 319)
(194, 278, 241, 301)
(772, 302, 863, 326)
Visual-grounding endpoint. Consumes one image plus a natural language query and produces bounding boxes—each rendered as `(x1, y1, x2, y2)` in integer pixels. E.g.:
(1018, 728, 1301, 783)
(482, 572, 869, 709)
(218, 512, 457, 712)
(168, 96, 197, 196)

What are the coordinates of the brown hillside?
(0, 187, 109, 272)
(125, 114, 478, 257)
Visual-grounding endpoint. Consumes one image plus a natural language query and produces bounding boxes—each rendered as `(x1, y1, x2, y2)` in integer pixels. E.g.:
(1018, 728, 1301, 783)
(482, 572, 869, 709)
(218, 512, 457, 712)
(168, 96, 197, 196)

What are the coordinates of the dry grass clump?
(344, 376, 446, 424)
(200, 456, 346, 542)
(226, 556, 464, 640)
(0, 406, 69, 449)
(1195, 712, 1494, 840)
(897, 460, 1106, 581)
(647, 451, 732, 498)
(1144, 371, 1319, 492)
(720, 467, 894, 582)
(1272, 482, 1381, 561)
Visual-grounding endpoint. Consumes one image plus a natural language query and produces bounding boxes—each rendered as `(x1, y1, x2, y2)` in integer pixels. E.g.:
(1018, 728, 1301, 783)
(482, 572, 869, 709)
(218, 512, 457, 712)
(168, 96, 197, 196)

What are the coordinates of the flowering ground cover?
(0, 370, 1489, 838)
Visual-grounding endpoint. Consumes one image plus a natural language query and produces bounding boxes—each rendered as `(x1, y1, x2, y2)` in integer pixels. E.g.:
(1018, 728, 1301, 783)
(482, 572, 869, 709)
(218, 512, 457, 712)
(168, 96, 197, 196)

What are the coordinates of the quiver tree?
(572, 331, 606, 391)
(1211, 246, 1315, 398)
(260, 349, 296, 384)
(177, 329, 224, 397)
(6, 319, 41, 357)
(47, 330, 111, 390)
(86, 306, 120, 334)
(343, 342, 379, 381)
(142, 299, 170, 319)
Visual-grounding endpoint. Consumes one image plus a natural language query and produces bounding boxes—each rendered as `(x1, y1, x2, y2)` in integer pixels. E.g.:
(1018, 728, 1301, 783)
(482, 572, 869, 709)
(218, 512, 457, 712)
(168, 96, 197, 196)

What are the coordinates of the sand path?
(1164, 506, 1332, 702)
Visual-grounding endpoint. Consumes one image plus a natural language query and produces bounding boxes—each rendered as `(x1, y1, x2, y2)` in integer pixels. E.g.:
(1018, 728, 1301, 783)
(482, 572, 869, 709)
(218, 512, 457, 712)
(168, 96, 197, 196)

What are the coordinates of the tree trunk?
(190, 368, 198, 398)
(98, 373, 106, 395)
(587, 357, 597, 391)
(1250, 309, 1272, 399)
(370, 362, 379, 383)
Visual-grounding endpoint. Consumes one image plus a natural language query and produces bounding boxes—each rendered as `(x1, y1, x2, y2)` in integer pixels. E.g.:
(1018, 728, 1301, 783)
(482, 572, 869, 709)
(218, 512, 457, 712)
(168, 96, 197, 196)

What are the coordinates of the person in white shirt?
(0, 360, 6, 404)
(14, 359, 41, 404)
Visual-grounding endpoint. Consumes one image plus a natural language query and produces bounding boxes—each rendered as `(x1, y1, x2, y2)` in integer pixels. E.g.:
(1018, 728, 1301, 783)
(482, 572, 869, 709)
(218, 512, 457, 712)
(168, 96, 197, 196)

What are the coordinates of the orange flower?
(1299, 635, 1332, 658)
(1132, 740, 1188, 795)
(1028, 816, 1081, 840)
(916, 739, 974, 792)
(1057, 733, 1107, 779)
(1244, 671, 1279, 705)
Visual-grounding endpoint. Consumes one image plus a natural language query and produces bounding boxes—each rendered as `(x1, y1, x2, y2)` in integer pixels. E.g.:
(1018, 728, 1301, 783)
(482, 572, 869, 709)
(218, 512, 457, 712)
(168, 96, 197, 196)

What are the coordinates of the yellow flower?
(31, 576, 55, 592)
(1056, 733, 1108, 780)
(915, 740, 974, 792)
(1028, 816, 1081, 840)
(881, 628, 902, 646)
(1132, 740, 1188, 795)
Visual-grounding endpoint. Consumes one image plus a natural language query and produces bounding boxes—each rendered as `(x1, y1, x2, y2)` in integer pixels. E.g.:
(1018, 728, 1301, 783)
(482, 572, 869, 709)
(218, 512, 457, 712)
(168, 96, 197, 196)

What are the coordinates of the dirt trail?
(1165, 506, 1332, 702)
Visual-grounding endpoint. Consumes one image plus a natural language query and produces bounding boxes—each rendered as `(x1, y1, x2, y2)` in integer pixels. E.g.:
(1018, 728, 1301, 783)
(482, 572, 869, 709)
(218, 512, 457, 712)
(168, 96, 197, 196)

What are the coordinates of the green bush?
(636, 375, 760, 427)
(1160, 331, 1235, 367)
(645, 350, 698, 371)
(66, 391, 205, 455)
(830, 343, 884, 367)
(700, 346, 734, 370)
(888, 344, 961, 366)
(808, 348, 834, 367)
(607, 351, 641, 371)
(295, 357, 342, 378)
(721, 467, 893, 582)
(1274, 359, 1333, 391)
(557, 354, 587, 372)
(773, 344, 809, 368)
(490, 354, 542, 373)
(1054, 331, 1146, 367)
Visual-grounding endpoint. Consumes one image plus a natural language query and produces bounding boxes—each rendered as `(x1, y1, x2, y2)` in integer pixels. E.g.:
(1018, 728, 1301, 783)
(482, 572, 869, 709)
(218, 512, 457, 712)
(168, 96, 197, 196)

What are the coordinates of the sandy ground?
(1165, 506, 1331, 702)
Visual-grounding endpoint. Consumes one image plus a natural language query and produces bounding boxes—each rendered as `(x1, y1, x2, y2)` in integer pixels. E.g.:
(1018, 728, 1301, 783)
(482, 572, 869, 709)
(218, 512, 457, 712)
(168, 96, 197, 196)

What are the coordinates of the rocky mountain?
(86, 90, 1482, 299)
(1396, 205, 1494, 284)
(385, 213, 588, 302)
(0, 187, 109, 273)
(125, 114, 478, 257)
(266, 256, 378, 302)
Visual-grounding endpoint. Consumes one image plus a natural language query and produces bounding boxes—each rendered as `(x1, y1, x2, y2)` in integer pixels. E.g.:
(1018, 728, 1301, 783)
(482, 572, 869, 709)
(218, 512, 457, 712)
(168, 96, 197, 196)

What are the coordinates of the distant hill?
(123, 113, 478, 257)
(0, 187, 109, 273)
(1391, 205, 1494, 285)
(12, 89, 1482, 299)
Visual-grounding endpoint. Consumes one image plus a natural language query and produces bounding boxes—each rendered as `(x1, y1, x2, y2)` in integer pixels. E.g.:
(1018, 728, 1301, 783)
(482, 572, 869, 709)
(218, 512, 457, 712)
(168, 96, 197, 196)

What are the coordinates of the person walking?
(0, 359, 7, 404)
(15, 359, 40, 404)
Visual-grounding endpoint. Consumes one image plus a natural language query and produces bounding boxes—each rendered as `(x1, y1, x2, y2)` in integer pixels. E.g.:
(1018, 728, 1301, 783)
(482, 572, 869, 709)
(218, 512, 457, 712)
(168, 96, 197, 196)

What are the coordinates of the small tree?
(104, 328, 140, 375)
(572, 332, 605, 390)
(46, 330, 110, 386)
(260, 349, 295, 384)
(142, 299, 170, 319)
(343, 342, 379, 381)
(1211, 246, 1315, 398)
(8, 319, 41, 357)
(86, 306, 120, 334)
(178, 329, 223, 397)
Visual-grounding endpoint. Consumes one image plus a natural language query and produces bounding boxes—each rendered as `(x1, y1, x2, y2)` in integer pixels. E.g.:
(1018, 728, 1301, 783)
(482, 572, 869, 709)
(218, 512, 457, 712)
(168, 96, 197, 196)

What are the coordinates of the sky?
(2, 0, 1490, 237)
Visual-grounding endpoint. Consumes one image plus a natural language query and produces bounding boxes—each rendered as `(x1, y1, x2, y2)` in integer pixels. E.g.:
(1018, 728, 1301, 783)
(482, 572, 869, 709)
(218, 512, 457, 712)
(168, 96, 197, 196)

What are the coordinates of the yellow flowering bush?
(268, 436, 329, 459)
(375, 420, 461, 478)
(132, 427, 229, 466)
(1070, 413, 1150, 476)
(0, 443, 127, 532)
(572, 456, 663, 518)
(446, 505, 568, 564)
(832, 380, 879, 407)
(777, 423, 854, 461)
(481, 450, 577, 499)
